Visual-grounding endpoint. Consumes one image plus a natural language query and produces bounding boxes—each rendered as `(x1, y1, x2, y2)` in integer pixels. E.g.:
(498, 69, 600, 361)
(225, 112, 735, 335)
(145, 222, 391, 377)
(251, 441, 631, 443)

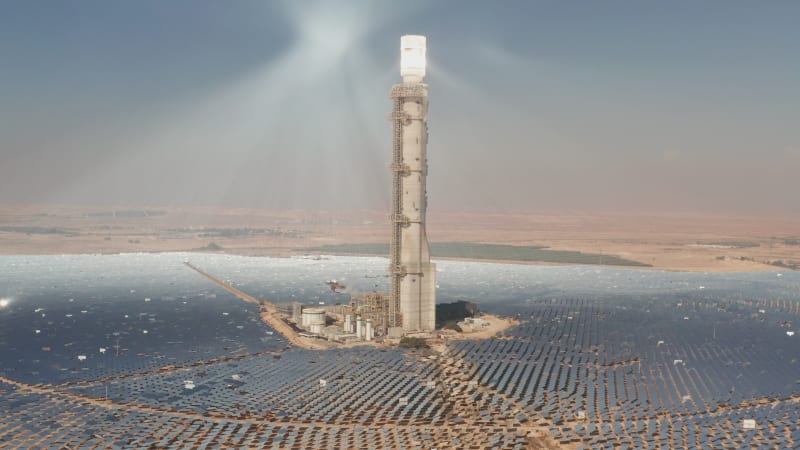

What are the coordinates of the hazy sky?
(1, 1, 798, 215)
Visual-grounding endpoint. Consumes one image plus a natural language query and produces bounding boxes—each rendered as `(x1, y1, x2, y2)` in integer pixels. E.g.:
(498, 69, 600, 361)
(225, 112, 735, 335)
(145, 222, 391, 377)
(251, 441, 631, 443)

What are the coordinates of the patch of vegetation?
(399, 337, 429, 349)
(441, 322, 463, 332)
(84, 210, 166, 218)
(767, 260, 799, 270)
(170, 227, 305, 238)
(699, 241, 760, 248)
(436, 300, 479, 328)
(784, 239, 800, 246)
(306, 242, 650, 267)
(0, 226, 77, 236)
(193, 242, 224, 252)
(116, 210, 147, 218)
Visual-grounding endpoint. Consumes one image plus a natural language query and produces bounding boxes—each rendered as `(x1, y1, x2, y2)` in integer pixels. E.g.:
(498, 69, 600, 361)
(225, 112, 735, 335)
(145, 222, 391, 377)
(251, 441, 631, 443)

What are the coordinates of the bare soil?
(447, 314, 519, 341)
(1, 204, 798, 272)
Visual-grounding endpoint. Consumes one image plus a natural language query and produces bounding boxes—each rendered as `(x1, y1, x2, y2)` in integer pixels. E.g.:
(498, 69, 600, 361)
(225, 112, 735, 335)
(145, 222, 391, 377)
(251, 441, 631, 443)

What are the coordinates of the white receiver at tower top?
(400, 35, 426, 82)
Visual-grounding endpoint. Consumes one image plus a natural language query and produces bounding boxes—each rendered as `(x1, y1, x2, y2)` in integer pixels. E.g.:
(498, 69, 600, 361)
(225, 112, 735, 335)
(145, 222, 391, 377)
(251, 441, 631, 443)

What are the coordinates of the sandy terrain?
(447, 314, 520, 341)
(1, 204, 798, 272)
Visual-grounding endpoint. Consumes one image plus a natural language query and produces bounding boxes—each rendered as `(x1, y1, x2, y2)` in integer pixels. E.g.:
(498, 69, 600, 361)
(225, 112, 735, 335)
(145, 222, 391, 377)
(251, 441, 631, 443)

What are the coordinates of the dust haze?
(1, 1, 798, 215)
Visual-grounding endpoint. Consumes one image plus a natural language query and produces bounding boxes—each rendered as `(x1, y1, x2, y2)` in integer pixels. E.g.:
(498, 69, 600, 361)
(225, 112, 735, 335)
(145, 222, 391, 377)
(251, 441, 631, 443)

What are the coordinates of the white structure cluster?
(389, 35, 436, 333)
(344, 314, 374, 341)
(291, 304, 376, 342)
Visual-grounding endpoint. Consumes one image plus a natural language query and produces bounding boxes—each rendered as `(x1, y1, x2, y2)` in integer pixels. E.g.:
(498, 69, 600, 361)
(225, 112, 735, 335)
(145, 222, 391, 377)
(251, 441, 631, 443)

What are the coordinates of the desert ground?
(1, 204, 798, 272)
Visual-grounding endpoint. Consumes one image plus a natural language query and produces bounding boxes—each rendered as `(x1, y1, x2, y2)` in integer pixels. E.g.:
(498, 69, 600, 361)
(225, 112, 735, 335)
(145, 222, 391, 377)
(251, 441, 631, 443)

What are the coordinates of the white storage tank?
(365, 319, 373, 341)
(302, 308, 326, 329)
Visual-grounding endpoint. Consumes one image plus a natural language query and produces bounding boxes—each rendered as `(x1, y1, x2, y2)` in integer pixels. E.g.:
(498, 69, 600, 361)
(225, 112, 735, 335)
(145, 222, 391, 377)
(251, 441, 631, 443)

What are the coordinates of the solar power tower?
(388, 35, 436, 333)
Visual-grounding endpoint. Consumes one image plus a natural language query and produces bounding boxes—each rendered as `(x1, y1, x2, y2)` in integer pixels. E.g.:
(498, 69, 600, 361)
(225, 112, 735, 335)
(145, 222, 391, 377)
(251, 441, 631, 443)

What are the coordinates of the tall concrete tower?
(389, 35, 436, 333)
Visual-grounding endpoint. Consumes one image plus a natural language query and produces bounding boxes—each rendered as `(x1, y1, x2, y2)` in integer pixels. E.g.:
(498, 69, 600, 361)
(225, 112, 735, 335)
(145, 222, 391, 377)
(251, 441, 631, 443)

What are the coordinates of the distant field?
(692, 241, 761, 248)
(2, 205, 797, 272)
(168, 227, 307, 238)
(306, 242, 651, 267)
(84, 209, 167, 217)
(0, 226, 77, 236)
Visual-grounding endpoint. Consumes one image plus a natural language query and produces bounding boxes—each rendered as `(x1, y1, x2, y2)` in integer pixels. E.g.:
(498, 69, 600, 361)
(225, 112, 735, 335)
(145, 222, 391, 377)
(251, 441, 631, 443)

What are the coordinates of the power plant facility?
(6, 11, 800, 447)
(280, 36, 436, 342)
